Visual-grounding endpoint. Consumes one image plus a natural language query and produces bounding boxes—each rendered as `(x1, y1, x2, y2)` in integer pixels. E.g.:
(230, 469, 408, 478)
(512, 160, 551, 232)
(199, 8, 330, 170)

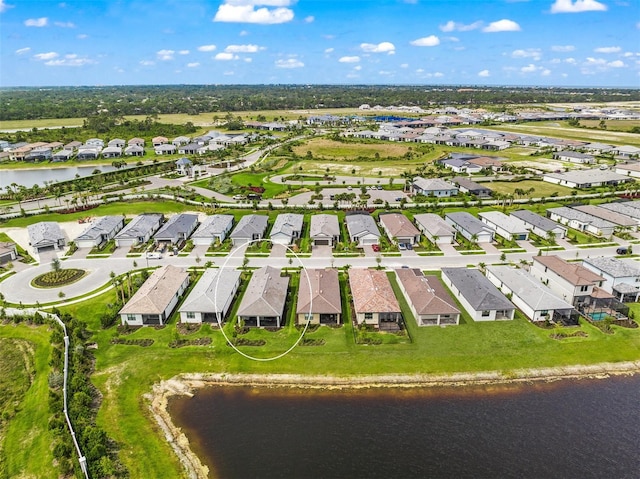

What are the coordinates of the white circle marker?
(213, 238, 314, 361)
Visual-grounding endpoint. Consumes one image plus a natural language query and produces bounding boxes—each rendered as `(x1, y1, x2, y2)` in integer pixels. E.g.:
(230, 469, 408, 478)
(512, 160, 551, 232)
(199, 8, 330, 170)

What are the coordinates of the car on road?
(146, 252, 162, 259)
(616, 247, 629, 254)
(232, 194, 246, 200)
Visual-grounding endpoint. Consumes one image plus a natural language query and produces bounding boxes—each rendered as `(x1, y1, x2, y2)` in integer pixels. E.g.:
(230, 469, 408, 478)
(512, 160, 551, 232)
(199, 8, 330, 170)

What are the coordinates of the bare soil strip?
(147, 361, 640, 479)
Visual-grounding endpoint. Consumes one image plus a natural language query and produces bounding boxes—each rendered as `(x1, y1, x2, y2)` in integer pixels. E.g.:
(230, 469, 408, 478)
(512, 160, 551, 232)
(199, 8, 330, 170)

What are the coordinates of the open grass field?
(0, 329, 56, 479)
(487, 179, 574, 198)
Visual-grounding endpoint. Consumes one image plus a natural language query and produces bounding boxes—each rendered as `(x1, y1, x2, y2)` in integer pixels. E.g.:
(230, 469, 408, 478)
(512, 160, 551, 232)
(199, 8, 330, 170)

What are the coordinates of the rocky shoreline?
(146, 361, 640, 479)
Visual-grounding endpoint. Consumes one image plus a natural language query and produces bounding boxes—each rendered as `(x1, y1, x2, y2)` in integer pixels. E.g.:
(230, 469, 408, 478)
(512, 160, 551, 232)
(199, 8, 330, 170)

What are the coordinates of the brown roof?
(296, 268, 341, 315)
(119, 265, 189, 315)
(348, 269, 400, 314)
(379, 213, 420, 238)
(533, 255, 604, 286)
(467, 156, 504, 167)
(395, 269, 460, 316)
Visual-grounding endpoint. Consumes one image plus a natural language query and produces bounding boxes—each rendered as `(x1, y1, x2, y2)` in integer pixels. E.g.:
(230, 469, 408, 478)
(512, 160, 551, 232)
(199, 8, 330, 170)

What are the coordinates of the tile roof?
(395, 268, 459, 316)
(533, 255, 604, 286)
(348, 269, 400, 314)
(379, 213, 420, 238)
(296, 268, 342, 315)
(583, 256, 640, 278)
(309, 214, 340, 238)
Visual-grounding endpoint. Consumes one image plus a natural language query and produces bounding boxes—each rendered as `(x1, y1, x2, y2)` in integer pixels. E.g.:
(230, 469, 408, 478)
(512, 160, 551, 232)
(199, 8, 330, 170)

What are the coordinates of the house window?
(481, 310, 490, 317)
(127, 314, 136, 322)
(186, 312, 195, 319)
(304, 313, 313, 321)
(364, 313, 373, 320)
(540, 310, 548, 316)
(579, 285, 589, 292)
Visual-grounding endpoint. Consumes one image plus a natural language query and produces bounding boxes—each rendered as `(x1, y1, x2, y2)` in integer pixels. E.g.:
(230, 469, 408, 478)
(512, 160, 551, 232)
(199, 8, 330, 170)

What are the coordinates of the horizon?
(1, 0, 639, 88)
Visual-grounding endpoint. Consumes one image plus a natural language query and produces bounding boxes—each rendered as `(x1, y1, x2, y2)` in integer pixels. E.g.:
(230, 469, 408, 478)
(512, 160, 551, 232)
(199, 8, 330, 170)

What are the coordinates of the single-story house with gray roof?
(237, 266, 289, 328)
(153, 213, 199, 245)
(0, 242, 17, 265)
(190, 214, 234, 246)
(309, 214, 340, 247)
(270, 213, 304, 245)
(179, 268, 241, 323)
(510, 209, 567, 239)
(411, 177, 459, 197)
(345, 214, 381, 247)
(74, 215, 125, 248)
(445, 212, 494, 243)
(27, 222, 66, 253)
(543, 169, 633, 189)
(441, 267, 515, 321)
(413, 213, 456, 244)
(114, 213, 163, 248)
(230, 214, 268, 246)
(124, 144, 144, 156)
(547, 207, 616, 237)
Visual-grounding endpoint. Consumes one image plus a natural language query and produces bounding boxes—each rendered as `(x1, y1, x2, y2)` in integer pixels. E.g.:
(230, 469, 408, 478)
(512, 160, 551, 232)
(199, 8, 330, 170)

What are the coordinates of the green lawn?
(488, 180, 574, 198)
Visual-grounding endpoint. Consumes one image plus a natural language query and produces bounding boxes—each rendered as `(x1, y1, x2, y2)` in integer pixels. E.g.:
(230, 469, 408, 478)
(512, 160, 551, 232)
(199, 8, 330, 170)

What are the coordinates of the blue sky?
(1, 0, 638, 87)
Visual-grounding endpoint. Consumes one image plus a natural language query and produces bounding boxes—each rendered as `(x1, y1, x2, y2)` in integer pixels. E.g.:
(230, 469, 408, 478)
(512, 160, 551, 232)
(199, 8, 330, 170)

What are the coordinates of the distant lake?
(169, 375, 640, 479)
(0, 165, 119, 189)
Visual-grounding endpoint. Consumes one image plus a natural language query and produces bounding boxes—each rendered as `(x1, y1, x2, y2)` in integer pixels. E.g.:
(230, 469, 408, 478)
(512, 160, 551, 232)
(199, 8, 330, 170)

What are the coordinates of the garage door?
(361, 238, 378, 245)
(314, 239, 330, 246)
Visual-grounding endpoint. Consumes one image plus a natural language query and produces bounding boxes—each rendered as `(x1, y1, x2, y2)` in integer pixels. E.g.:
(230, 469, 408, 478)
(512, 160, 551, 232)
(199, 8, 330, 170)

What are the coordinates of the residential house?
(74, 216, 125, 249)
(178, 143, 201, 155)
(175, 157, 192, 176)
(270, 213, 304, 245)
(547, 207, 616, 237)
(296, 268, 342, 325)
(486, 265, 576, 324)
(395, 268, 460, 326)
(124, 145, 144, 157)
(237, 266, 289, 328)
(453, 177, 492, 197)
(229, 214, 268, 246)
(413, 213, 456, 244)
(190, 214, 234, 246)
(582, 257, 640, 302)
(172, 136, 191, 146)
(614, 145, 640, 158)
(572, 204, 638, 231)
(119, 265, 190, 326)
(412, 177, 459, 197)
(441, 267, 515, 321)
(63, 140, 82, 152)
(348, 268, 402, 328)
(0, 242, 17, 265)
(152, 136, 168, 147)
(445, 212, 494, 243)
(153, 213, 199, 245)
(345, 214, 381, 247)
(552, 151, 595, 164)
(309, 214, 340, 247)
(27, 222, 66, 254)
(531, 255, 606, 307)
(76, 147, 101, 160)
(438, 158, 483, 174)
(25, 147, 52, 162)
(154, 144, 177, 155)
(599, 201, 640, 221)
(101, 146, 122, 158)
(114, 213, 163, 248)
(582, 142, 614, 154)
(52, 149, 74, 161)
(378, 213, 421, 247)
(478, 211, 529, 241)
(108, 138, 126, 148)
(543, 169, 632, 188)
(128, 138, 145, 147)
(178, 268, 241, 323)
(85, 138, 104, 148)
(510, 209, 567, 239)
(467, 156, 505, 172)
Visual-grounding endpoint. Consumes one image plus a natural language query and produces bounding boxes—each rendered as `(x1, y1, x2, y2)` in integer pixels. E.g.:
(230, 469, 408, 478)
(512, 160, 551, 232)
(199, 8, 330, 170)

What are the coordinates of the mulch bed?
(110, 338, 154, 347)
(168, 337, 212, 348)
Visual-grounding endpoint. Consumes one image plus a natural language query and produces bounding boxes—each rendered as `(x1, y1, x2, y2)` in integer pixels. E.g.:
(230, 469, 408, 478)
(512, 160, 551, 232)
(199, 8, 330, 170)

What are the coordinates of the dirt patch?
(148, 362, 640, 479)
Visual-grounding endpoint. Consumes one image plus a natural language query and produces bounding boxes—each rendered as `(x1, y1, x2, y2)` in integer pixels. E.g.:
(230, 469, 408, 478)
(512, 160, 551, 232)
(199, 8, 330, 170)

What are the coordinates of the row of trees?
(2, 85, 639, 121)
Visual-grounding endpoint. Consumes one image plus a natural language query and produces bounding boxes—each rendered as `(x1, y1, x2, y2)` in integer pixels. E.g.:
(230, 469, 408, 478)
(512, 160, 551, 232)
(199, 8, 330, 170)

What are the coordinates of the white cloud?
(353, 65, 362, 71)
(550, 0, 607, 13)
(139, 60, 155, 66)
(478, 69, 490, 77)
(179, 50, 190, 55)
(24, 17, 48, 27)
(0, 1, 14, 13)
(541, 69, 551, 76)
(225, 44, 262, 53)
(511, 48, 541, 60)
(444, 36, 459, 42)
(15, 47, 31, 55)
(187, 62, 200, 68)
(608, 60, 626, 68)
(400, 63, 409, 68)
(482, 19, 521, 32)
(565, 57, 577, 64)
(44, 54, 95, 67)
(551, 45, 575, 52)
(360, 42, 395, 53)
(77, 34, 88, 39)
(594, 46, 621, 53)
(54, 21, 75, 28)
(339, 56, 360, 63)
(433, 72, 444, 77)
(240, 30, 249, 36)
(244, 57, 252, 62)
(275, 58, 304, 68)
(215, 52, 239, 60)
(34, 51, 59, 60)
(197, 44, 217, 52)
(521, 63, 538, 73)
(439, 20, 482, 32)
(157, 49, 175, 61)
(304, 15, 314, 23)
(410, 35, 440, 47)
(324, 47, 334, 53)
(214, 1, 294, 24)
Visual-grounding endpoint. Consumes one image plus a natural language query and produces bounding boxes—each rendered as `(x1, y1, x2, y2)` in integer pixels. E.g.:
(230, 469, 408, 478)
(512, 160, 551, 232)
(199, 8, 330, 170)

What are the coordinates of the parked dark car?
(616, 247, 629, 254)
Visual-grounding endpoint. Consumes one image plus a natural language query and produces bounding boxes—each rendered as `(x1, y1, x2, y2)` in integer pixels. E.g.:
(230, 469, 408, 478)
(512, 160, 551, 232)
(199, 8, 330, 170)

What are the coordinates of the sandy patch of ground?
(148, 362, 640, 479)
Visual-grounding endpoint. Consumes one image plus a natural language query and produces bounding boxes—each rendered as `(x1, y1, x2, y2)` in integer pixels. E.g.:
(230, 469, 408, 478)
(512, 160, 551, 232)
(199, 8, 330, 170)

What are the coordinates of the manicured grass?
(488, 180, 574, 198)
(0, 326, 56, 479)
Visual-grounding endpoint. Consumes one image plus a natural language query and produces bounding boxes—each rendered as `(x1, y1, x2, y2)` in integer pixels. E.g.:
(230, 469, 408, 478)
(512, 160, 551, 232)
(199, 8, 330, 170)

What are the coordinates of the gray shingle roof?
(191, 215, 234, 240)
(115, 213, 163, 240)
(445, 212, 493, 236)
(179, 268, 241, 314)
(75, 216, 124, 242)
(413, 213, 455, 237)
(270, 213, 304, 239)
(237, 266, 289, 317)
(346, 214, 380, 239)
(230, 214, 268, 239)
(442, 267, 514, 311)
(511, 209, 566, 233)
(582, 257, 640, 278)
(309, 214, 340, 239)
(27, 222, 65, 247)
(547, 207, 617, 230)
(154, 214, 199, 240)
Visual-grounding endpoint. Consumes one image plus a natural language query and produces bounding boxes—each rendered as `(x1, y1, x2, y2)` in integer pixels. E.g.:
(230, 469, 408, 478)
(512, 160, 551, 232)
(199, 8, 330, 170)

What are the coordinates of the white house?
(478, 211, 529, 241)
(445, 212, 494, 243)
(413, 213, 456, 244)
(190, 215, 234, 246)
(345, 214, 381, 247)
(582, 257, 640, 302)
(547, 207, 616, 237)
(178, 268, 241, 323)
(270, 213, 304, 245)
(510, 210, 567, 239)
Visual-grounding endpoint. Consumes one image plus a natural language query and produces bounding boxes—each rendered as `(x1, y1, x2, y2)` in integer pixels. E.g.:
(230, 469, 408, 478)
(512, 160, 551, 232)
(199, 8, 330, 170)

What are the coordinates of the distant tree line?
(1, 84, 639, 121)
